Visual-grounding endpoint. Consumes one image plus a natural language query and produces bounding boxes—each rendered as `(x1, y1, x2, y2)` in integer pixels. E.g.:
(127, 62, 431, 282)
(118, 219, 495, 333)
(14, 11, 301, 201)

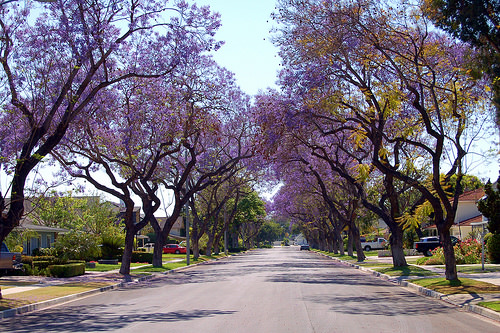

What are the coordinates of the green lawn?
(374, 266, 438, 276)
(478, 301, 500, 312)
(0, 282, 113, 311)
(410, 277, 500, 294)
(456, 265, 500, 274)
(86, 262, 146, 272)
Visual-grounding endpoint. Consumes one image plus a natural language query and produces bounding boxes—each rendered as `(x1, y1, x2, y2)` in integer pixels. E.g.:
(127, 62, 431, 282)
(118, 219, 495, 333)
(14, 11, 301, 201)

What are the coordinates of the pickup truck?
(0, 242, 23, 275)
(360, 237, 387, 251)
(414, 236, 460, 256)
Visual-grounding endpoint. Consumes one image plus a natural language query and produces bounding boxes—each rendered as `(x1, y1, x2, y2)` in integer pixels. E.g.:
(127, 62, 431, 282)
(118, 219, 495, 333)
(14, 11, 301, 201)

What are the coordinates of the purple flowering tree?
(0, 0, 221, 247)
(272, 0, 493, 279)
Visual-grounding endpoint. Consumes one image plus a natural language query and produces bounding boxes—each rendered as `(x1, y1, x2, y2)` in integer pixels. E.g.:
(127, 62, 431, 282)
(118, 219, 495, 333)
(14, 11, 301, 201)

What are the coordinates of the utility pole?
(185, 200, 190, 265)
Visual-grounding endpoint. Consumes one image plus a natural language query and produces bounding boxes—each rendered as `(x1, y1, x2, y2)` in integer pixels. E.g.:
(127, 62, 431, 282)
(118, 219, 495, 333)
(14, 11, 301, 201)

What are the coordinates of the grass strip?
(0, 282, 113, 311)
(374, 266, 438, 276)
(0, 281, 38, 287)
(477, 301, 500, 312)
(410, 277, 500, 294)
(86, 262, 147, 272)
(456, 265, 500, 274)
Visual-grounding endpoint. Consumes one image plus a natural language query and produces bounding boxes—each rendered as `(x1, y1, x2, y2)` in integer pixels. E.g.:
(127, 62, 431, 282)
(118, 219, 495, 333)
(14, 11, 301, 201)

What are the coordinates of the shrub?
(39, 247, 58, 256)
(424, 256, 445, 265)
(33, 256, 56, 262)
(54, 230, 101, 261)
(416, 256, 430, 265)
(454, 238, 483, 264)
(131, 251, 153, 264)
(33, 260, 51, 270)
(100, 231, 125, 260)
(21, 256, 33, 266)
(49, 263, 85, 278)
(487, 234, 500, 264)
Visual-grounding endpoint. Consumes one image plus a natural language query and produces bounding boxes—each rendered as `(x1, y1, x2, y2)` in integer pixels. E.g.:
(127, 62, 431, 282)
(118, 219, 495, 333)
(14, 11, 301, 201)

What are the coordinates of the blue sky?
(196, 0, 281, 95)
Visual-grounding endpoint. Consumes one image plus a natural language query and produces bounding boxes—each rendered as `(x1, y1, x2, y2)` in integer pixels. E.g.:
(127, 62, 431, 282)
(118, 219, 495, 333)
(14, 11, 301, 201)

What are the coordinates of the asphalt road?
(1, 247, 500, 332)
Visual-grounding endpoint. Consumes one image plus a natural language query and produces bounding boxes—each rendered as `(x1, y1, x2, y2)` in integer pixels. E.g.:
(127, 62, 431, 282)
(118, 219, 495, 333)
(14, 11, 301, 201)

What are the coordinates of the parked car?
(1, 242, 23, 275)
(414, 236, 460, 256)
(300, 244, 310, 251)
(163, 244, 187, 254)
(360, 237, 387, 251)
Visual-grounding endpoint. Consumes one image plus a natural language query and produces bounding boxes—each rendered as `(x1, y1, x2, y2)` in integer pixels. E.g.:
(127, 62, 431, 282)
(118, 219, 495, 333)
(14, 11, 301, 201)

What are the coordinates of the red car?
(162, 244, 187, 254)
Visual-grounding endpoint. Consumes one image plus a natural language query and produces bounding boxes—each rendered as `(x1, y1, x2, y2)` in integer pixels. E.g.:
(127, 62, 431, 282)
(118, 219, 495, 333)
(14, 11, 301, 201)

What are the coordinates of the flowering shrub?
(454, 239, 483, 264)
(422, 239, 484, 265)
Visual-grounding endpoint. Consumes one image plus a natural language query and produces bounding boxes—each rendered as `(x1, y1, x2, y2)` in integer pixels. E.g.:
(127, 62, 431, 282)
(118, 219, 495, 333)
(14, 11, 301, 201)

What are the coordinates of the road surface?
(1, 247, 500, 332)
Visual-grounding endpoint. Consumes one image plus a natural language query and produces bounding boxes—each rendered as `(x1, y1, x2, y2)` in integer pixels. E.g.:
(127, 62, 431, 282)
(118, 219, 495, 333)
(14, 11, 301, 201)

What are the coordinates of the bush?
(424, 256, 445, 265)
(39, 247, 58, 256)
(131, 251, 153, 264)
(100, 231, 125, 260)
(416, 256, 430, 265)
(21, 256, 33, 266)
(420, 239, 485, 265)
(455, 238, 483, 264)
(228, 247, 247, 253)
(54, 230, 101, 261)
(487, 234, 500, 264)
(33, 256, 56, 262)
(33, 260, 51, 270)
(49, 263, 85, 278)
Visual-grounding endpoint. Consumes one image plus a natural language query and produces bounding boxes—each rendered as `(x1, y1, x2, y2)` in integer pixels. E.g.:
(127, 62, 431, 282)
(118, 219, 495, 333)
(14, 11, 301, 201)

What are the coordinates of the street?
(1, 247, 500, 332)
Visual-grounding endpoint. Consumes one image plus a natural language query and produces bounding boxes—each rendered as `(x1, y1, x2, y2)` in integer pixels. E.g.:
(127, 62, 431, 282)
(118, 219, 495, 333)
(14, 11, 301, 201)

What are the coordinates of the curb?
(316, 251, 500, 323)
(0, 254, 233, 320)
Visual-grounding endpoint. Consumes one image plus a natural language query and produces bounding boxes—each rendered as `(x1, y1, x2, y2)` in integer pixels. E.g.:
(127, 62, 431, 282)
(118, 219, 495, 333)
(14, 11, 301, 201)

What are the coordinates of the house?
(156, 216, 185, 240)
(15, 220, 68, 255)
(424, 188, 486, 239)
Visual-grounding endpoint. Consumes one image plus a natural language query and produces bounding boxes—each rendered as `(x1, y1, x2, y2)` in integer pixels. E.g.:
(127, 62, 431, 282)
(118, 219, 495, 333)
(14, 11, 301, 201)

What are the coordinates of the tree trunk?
(338, 236, 345, 256)
(206, 234, 214, 256)
(351, 225, 365, 262)
(390, 227, 407, 267)
(152, 232, 166, 267)
(120, 228, 136, 275)
(347, 229, 354, 257)
(440, 228, 458, 280)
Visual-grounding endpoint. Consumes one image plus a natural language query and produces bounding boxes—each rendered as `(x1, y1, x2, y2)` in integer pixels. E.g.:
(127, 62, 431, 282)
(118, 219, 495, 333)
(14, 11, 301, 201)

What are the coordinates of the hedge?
(33, 260, 51, 270)
(49, 263, 85, 278)
(131, 251, 153, 264)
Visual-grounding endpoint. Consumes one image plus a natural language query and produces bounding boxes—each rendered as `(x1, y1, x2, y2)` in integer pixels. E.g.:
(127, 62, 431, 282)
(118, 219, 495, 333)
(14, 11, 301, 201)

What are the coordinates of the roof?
(454, 188, 485, 202)
(15, 221, 68, 233)
(424, 215, 483, 229)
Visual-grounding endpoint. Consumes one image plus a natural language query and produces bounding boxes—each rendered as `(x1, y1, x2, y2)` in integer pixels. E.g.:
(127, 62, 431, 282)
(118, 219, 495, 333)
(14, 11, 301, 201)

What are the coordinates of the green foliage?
(454, 239, 483, 264)
(54, 230, 101, 261)
(487, 234, 500, 264)
(33, 193, 118, 233)
(448, 174, 484, 195)
(235, 191, 266, 224)
(257, 220, 283, 245)
(33, 261, 51, 270)
(478, 176, 500, 234)
(131, 251, 153, 264)
(49, 263, 86, 278)
(3, 229, 39, 252)
(100, 230, 125, 260)
(420, 239, 485, 265)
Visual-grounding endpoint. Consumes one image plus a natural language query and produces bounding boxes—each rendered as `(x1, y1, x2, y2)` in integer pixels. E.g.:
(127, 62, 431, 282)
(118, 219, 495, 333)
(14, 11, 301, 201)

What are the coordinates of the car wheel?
(364, 245, 371, 251)
(175, 250, 180, 254)
(424, 250, 432, 257)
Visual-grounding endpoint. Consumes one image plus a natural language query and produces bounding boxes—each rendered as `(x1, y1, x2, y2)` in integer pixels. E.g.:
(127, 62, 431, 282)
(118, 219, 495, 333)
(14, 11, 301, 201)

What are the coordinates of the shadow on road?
(0, 305, 237, 332)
